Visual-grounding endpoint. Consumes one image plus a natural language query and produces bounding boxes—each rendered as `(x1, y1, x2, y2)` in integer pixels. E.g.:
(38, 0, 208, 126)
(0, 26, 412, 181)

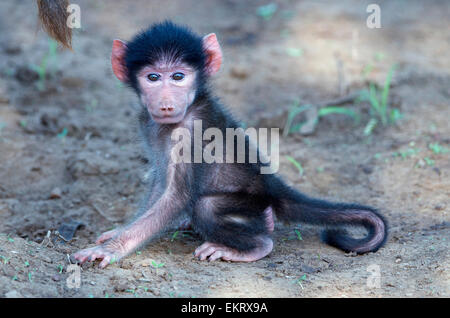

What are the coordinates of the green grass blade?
(283, 103, 311, 137)
(381, 64, 396, 124)
(369, 83, 381, 113)
(364, 118, 378, 136)
(318, 106, 360, 124)
(286, 156, 304, 176)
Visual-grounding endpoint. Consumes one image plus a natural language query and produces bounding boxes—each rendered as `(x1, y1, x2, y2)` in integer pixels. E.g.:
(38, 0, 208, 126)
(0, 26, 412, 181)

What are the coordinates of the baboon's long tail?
(269, 178, 388, 254)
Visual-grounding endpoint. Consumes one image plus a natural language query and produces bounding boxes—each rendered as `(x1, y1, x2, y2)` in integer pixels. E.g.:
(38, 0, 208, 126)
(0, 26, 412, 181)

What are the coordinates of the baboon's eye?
(172, 72, 185, 81)
(148, 73, 160, 82)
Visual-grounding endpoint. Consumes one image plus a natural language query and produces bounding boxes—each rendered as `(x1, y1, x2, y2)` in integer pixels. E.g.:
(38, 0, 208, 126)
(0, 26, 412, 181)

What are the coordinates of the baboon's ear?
(111, 39, 128, 82)
(202, 33, 222, 76)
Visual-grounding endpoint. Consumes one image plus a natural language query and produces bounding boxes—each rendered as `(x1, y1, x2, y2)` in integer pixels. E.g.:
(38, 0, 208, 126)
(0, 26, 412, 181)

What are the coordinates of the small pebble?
(41, 255, 53, 263)
(49, 187, 62, 199)
(361, 165, 374, 174)
(229, 66, 249, 79)
(114, 282, 128, 292)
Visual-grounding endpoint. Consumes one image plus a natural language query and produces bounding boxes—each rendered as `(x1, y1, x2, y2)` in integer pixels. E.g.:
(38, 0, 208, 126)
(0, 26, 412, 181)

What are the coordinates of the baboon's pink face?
(136, 62, 197, 124)
(111, 33, 222, 124)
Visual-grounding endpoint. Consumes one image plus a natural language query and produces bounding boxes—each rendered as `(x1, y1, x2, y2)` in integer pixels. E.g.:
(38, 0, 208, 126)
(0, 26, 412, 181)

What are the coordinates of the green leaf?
(390, 108, 402, 123)
(19, 120, 27, 128)
(429, 143, 448, 154)
(423, 157, 435, 166)
(294, 274, 307, 289)
(151, 260, 165, 268)
(256, 3, 278, 20)
(294, 229, 303, 241)
(286, 47, 303, 57)
(57, 127, 68, 139)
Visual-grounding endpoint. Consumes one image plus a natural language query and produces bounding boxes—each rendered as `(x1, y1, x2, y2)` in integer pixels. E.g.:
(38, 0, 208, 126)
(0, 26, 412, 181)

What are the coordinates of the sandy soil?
(0, 0, 448, 297)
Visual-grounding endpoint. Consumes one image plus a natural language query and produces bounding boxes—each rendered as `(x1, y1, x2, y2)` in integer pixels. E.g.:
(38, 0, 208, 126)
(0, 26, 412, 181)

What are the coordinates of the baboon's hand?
(95, 228, 121, 244)
(72, 244, 123, 269)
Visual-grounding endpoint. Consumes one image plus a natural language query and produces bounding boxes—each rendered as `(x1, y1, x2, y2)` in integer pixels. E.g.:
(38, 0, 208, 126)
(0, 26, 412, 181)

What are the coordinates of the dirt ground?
(0, 0, 448, 298)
